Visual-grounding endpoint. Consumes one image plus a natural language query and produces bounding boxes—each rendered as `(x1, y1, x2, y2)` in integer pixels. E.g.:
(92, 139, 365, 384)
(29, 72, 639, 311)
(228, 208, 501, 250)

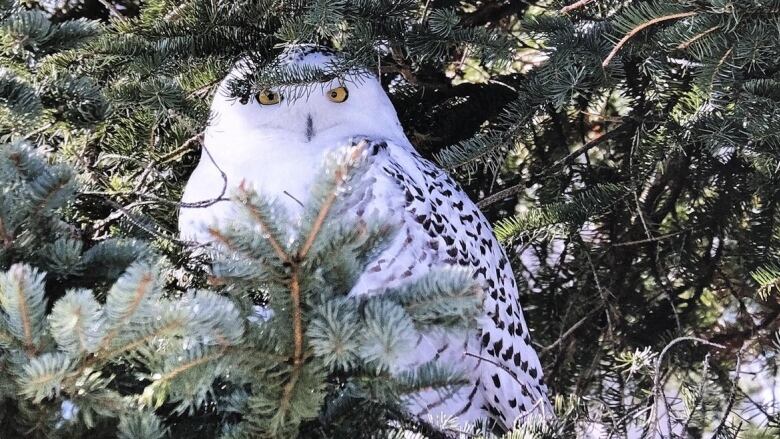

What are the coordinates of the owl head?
(207, 45, 406, 147)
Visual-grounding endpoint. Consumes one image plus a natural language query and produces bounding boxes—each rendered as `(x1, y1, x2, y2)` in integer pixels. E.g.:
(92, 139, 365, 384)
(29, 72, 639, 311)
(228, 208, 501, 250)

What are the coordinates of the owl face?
(207, 46, 406, 148)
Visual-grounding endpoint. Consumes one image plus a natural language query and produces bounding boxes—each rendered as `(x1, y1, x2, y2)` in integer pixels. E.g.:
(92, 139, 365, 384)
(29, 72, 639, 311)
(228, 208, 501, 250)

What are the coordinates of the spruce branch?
(378, 268, 482, 328)
(752, 264, 780, 299)
(677, 25, 720, 50)
(4, 0, 778, 435)
(602, 11, 697, 67)
(19, 352, 74, 402)
(275, 140, 373, 425)
(235, 184, 291, 263)
(99, 262, 158, 353)
(711, 348, 743, 438)
(540, 313, 593, 354)
(493, 183, 627, 242)
(154, 347, 227, 384)
(1, 264, 46, 355)
(49, 289, 103, 355)
(477, 123, 631, 208)
(102, 318, 184, 361)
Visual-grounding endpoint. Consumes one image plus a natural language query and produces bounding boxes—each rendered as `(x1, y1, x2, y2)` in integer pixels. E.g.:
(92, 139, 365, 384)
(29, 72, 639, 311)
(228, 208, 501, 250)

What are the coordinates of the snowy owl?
(179, 45, 550, 430)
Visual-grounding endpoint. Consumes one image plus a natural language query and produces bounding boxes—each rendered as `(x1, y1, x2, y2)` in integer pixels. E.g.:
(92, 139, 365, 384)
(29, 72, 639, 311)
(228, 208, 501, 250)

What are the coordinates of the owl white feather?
(179, 46, 551, 430)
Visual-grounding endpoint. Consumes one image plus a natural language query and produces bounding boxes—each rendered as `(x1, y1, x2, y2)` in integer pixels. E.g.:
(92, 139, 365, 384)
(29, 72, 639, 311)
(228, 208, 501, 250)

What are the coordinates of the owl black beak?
(305, 113, 314, 142)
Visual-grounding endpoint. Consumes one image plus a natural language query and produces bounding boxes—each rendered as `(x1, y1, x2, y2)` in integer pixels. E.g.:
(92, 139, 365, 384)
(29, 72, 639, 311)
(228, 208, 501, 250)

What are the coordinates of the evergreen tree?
(0, 142, 486, 438)
(2, 0, 780, 438)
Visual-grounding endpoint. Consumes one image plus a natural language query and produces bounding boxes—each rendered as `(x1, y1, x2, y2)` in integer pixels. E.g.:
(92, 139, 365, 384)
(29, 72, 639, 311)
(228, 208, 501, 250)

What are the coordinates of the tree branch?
(602, 11, 697, 67)
(561, 0, 594, 14)
(477, 123, 630, 208)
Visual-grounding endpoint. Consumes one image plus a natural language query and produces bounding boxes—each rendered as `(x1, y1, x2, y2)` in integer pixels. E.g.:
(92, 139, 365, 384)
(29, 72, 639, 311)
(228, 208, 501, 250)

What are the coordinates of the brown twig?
(163, 3, 189, 21)
(561, 0, 594, 14)
(541, 313, 592, 353)
(188, 79, 222, 98)
(279, 141, 369, 418)
(707, 47, 733, 92)
(0, 217, 13, 249)
(677, 26, 720, 49)
(279, 268, 305, 414)
(602, 11, 697, 67)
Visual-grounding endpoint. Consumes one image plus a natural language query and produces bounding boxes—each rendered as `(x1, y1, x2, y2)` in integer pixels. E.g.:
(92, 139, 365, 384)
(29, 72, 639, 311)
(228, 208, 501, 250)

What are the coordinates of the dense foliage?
(1, 0, 780, 437)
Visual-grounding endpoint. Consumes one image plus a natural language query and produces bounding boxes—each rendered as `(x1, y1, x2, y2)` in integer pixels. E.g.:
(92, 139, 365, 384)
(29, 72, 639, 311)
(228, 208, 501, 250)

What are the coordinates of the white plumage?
(179, 46, 550, 430)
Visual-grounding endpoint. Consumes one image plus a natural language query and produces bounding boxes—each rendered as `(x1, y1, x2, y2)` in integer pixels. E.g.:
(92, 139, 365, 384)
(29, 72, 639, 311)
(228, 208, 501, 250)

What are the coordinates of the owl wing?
(341, 138, 551, 429)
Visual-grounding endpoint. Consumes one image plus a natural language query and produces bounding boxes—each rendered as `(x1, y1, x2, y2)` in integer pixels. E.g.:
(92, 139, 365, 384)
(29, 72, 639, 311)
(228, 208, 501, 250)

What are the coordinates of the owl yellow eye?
(326, 86, 349, 103)
(256, 89, 282, 105)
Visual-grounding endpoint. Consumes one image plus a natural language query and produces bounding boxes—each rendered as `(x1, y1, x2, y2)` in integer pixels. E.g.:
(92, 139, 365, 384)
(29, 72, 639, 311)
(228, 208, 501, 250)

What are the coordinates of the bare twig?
(136, 133, 203, 193)
(541, 310, 595, 353)
(464, 351, 524, 387)
(188, 79, 222, 98)
(512, 397, 547, 424)
(164, 3, 189, 21)
(179, 142, 230, 209)
(84, 133, 251, 246)
(283, 190, 305, 208)
(611, 230, 688, 247)
(682, 353, 710, 433)
(419, 0, 432, 24)
(649, 337, 726, 435)
(582, 239, 615, 336)
(561, 0, 594, 14)
(98, 0, 126, 21)
(712, 348, 744, 437)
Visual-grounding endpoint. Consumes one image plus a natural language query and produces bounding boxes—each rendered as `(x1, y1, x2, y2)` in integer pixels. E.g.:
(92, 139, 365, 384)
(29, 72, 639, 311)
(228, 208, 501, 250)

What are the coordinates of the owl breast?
(322, 138, 552, 429)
